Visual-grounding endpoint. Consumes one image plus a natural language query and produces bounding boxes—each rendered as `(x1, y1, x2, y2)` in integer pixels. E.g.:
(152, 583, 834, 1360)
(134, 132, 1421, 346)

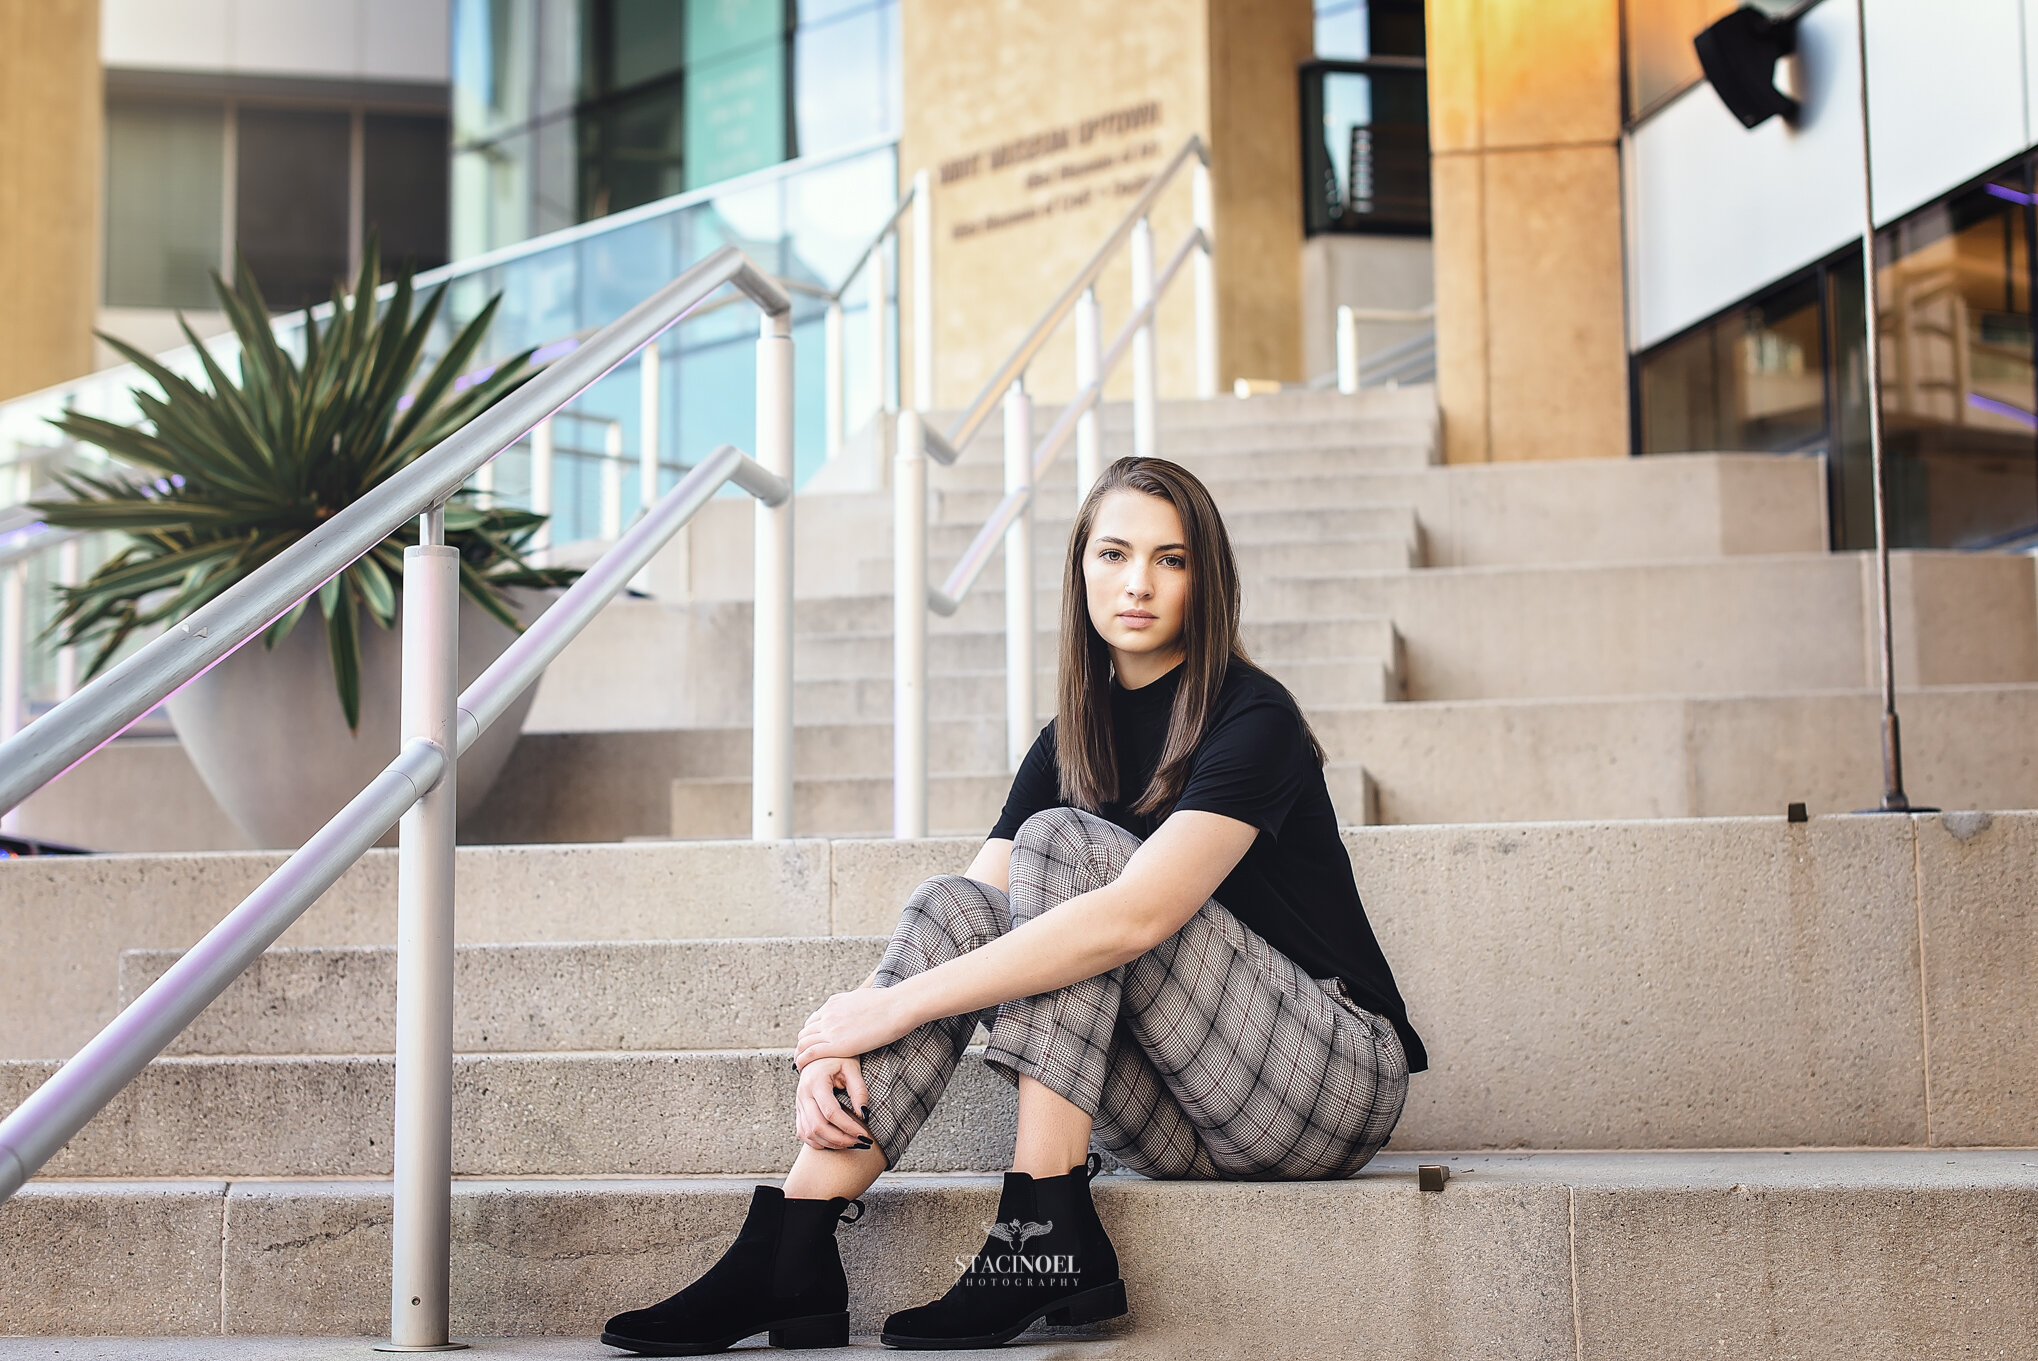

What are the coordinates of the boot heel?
(1045, 1279, 1127, 1326)
(767, 1311, 849, 1349)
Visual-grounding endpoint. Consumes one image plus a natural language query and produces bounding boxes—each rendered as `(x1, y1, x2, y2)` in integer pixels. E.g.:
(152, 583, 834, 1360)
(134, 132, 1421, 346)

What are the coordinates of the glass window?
(365, 114, 451, 273)
(1301, 63, 1430, 235)
(104, 100, 225, 309)
(1314, 0, 1423, 59)
(684, 0, 790, 189)
(578, 82, 687, 219)
(453, 0, 539, 144)
(1638, 273, 1825, 457)
(235, 107, 352, 309)
(794, 4, 892, 161)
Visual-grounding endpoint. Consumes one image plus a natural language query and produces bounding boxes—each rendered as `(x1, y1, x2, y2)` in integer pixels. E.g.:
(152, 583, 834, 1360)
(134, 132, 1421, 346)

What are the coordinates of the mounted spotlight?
(1695, 6, 1802, 128)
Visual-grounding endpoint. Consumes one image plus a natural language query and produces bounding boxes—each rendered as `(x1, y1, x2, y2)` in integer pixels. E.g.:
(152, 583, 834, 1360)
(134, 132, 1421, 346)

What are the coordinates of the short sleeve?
(988, 720, 1062, 840)
(1171, 699, 1309, 839)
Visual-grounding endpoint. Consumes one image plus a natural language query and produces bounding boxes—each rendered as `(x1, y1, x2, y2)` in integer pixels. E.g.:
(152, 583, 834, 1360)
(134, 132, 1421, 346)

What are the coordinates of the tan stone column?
(1427, 0, 1629, 462)
(899, 0, 1313, 413)
(0, 0, 101, 403)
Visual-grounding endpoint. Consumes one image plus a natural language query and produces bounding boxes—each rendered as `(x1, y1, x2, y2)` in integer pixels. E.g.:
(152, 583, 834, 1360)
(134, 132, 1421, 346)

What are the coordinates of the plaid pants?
(854, 806, 1409, 1180)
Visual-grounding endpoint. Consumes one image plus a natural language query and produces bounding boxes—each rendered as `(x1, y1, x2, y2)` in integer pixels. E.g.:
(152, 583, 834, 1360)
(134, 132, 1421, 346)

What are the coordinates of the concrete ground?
(0, 1341, 1120, 1359)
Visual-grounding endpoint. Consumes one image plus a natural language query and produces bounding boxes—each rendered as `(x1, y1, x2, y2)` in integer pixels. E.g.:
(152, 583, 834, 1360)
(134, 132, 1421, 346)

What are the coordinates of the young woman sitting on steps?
(601, 455, 1428, 1355)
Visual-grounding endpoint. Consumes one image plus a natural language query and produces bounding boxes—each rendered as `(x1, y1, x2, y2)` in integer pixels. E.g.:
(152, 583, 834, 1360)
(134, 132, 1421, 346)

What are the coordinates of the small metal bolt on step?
(1417, 1164, 1450, 1192)
(1787, 802, 1808, 823)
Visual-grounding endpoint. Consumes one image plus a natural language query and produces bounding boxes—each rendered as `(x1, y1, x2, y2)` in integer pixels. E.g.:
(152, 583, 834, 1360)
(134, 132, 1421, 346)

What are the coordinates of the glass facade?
(1302, 1, 1429, 237)
(452, 0, 899, 258)
(1621, 0, 1800, 126)
(103, 95, 450, 313)
(1636, 155, 2038, 551)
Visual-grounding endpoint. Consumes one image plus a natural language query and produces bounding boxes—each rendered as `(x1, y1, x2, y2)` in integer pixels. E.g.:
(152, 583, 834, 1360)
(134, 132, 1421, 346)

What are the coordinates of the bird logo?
(984, 1218, 1053, 1251)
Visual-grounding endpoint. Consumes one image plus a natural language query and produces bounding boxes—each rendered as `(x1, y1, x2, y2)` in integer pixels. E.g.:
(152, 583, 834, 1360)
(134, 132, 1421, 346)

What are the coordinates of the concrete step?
(854, 532, 1421, 594)
(936, 470, 1434, 523)
(6, 1152, 2034, 1353)
(917, 504, 1423, 555)
(120, 938, 892, 1056)
(928, 442, 1438, 492)
(10, 815, 2032, 1151)
(793, 668, 1056, 723)
(0, 1049, 1021, 1178)
(935, 420, 1437, 464)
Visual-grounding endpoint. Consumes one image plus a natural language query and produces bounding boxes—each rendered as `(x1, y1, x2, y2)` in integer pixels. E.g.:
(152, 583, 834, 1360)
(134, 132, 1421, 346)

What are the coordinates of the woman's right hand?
(794, 1053, 874, 1151)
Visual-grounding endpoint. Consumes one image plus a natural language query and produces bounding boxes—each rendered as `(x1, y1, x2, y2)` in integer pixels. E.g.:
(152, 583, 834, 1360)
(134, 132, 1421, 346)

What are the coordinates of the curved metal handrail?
(0, 246, 789, 818)
(938, 134, 1208, 456)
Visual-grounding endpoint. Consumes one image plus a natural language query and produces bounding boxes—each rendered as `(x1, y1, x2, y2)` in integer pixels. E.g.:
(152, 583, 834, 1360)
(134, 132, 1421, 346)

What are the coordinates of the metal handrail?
(940, 135, 1210, 455)
(0, 246, 786, 817)
(827, 177, 919, 305)
(822, 170, 933, 462)
(0, 246, 799, 1355)
(890, 136, 1218, 835)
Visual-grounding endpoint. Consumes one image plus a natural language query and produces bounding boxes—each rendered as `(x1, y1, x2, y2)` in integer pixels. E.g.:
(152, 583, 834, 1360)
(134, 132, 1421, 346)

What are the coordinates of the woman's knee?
(902, 873, 1007, 946)
(1013, 806, 1138, 869)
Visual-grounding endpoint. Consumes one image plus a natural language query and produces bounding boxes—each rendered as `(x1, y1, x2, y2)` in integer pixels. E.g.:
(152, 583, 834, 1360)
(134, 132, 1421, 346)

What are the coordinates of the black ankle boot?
(880, 1153, 1126, 1350)
(601, 1185, 864, 1355)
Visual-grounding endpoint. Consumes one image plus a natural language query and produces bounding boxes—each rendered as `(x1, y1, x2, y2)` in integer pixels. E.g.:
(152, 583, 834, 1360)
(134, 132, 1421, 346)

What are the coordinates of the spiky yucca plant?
(33, 242, 576, 731)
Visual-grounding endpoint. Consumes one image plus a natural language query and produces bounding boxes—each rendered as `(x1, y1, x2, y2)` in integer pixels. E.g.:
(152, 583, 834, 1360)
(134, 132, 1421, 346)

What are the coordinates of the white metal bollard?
(55, 537, 80, 699)
(892, 411, 929, 838)
(0, 560, 22, 835)
(1192, 159, 1218, 400)
(383, 509, 462, 1353)
(1003, 380, 1034, 772)
(753, 312, 795, 840)
(1075, 287, 1102, 499)
(1336, 306, 1360, 395)
(1131, 215, 1157, 460)
(824, 300, 845, 463)
(869, 248, 892, 418)
(640, 341, 661, 511)
(600, 421, 624, 541)
(912, 168, 934, 411)
(530, 416, 554, 562)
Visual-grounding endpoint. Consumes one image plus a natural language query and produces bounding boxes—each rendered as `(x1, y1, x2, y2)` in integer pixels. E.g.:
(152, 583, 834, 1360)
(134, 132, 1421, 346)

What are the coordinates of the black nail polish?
(860, 1105, 870, 1118)
(855, 1138, 872, 1148)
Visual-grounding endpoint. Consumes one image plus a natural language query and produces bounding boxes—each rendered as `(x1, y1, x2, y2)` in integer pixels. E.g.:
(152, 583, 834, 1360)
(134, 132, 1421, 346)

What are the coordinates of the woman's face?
(1082, 489, 1190, 687)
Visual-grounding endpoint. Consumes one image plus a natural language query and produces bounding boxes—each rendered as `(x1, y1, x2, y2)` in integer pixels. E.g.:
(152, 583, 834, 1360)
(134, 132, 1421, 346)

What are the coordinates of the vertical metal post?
(912, 168, 934, 411)
(1075, 287, 1102, 499)
(639, 341, 661, 511)
(383, 505, 463, 1354)
(600, 421, 624, 541)
(530, 416, 554, 563)
(893, 411, 929, 838)
(472, 455, 494, 499)
(824, 300, 845, 462)
(869, 248, 893, 419)
(753, 311, 795, 840)
(1131, 215, 1157, 459)
(1192, 158, 1218, 400)
(1853, 0, 1911, 812)
(0, 560, 22, 836)
(1336, 305, 1360, 395)
(55, 538, 80, 699)
(1003, 380, 1035, 770)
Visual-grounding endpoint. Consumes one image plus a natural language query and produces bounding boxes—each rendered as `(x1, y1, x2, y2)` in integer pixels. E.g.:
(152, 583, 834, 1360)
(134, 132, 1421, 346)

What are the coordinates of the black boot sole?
(878, 1278, 1128, 1350)
(600, 1310, 849, 1355)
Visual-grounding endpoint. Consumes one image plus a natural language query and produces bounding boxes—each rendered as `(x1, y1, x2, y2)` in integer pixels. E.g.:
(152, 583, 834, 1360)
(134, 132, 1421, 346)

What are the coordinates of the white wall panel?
(1864, 0, 2027, 223)
(101, 0, 450, 83)
(102, 0, 230, 71)
(364, 0, 451, 85)
(232, 0, 362, 80)
(1628, 2, 1863, 349)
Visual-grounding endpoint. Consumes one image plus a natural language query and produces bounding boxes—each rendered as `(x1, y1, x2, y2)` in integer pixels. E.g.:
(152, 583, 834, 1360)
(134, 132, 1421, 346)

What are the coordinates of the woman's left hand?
(795, 986, 916, 1068)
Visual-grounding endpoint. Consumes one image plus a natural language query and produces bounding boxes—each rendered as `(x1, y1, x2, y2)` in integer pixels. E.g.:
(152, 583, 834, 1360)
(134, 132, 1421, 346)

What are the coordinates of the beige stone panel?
(1915, 811, 2038, 1148)
(830, 835, 980, 934)
(1358, 816, 1930, 1149)
(1716, 448, 1832, 553)
(1430, 151, 1491, 464)
(1424, 0, 1486, 154)
(0, 0, 99, 401)
(901, 0, 1210, 411)
(1476, 0, 1623, 150)
(0, 1180, 226, 1335)
(1206, 0, 1312, 385)
(0, 840, 832, 1060)
(1482, 144, 1629, 461)
(1572, 1163, 2038, 1358)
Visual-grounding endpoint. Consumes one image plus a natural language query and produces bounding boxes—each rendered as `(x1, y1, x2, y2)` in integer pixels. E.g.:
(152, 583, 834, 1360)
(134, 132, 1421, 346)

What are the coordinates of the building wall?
(899, 0, 1313, 412)
(100, 0, 448, 85)
(1426, 0, 1630, 463)
(1629, 0, 2038, 352)
(0, 0, 102, 403)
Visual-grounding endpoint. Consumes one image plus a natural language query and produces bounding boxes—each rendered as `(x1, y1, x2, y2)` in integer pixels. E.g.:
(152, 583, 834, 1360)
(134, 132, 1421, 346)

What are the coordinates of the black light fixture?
(1695, 6, 1802, 128)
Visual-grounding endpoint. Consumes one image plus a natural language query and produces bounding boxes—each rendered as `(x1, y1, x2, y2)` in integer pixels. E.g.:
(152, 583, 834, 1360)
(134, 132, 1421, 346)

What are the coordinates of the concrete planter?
(166, 590, 547, 850)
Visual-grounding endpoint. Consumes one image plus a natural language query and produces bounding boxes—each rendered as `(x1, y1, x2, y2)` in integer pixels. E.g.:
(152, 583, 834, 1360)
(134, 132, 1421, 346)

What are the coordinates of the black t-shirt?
(989, 658, 1428, 1072)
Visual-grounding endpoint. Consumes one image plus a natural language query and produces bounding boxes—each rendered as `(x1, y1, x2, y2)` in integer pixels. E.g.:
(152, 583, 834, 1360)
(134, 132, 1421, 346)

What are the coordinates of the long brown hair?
(1055, 456, 1323, 816)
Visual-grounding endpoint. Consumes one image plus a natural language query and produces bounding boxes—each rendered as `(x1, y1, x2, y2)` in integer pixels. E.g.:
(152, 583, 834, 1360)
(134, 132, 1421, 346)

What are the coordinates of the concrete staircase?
(5, 388, 2038, 1353)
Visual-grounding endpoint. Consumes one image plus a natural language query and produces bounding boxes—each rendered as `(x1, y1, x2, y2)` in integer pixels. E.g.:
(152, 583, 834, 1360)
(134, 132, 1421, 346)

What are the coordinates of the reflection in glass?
(1301, 63, 1430, 235)
(104, 100, 224, 310)
(236, 107, 352, 310)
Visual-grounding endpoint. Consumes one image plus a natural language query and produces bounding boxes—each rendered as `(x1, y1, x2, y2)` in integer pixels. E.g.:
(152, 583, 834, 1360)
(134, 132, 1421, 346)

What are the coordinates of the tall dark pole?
(1853, 0, 1913, 812)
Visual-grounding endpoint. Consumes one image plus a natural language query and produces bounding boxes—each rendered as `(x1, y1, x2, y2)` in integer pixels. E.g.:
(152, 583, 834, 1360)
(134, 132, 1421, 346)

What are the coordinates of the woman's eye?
(1096, 548, 1122, 561)
(1161, 555, 1186, 569)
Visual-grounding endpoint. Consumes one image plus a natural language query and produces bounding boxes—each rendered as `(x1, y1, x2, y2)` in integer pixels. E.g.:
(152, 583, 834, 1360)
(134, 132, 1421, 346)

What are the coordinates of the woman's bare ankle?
(782, 1142, 887, 1201)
